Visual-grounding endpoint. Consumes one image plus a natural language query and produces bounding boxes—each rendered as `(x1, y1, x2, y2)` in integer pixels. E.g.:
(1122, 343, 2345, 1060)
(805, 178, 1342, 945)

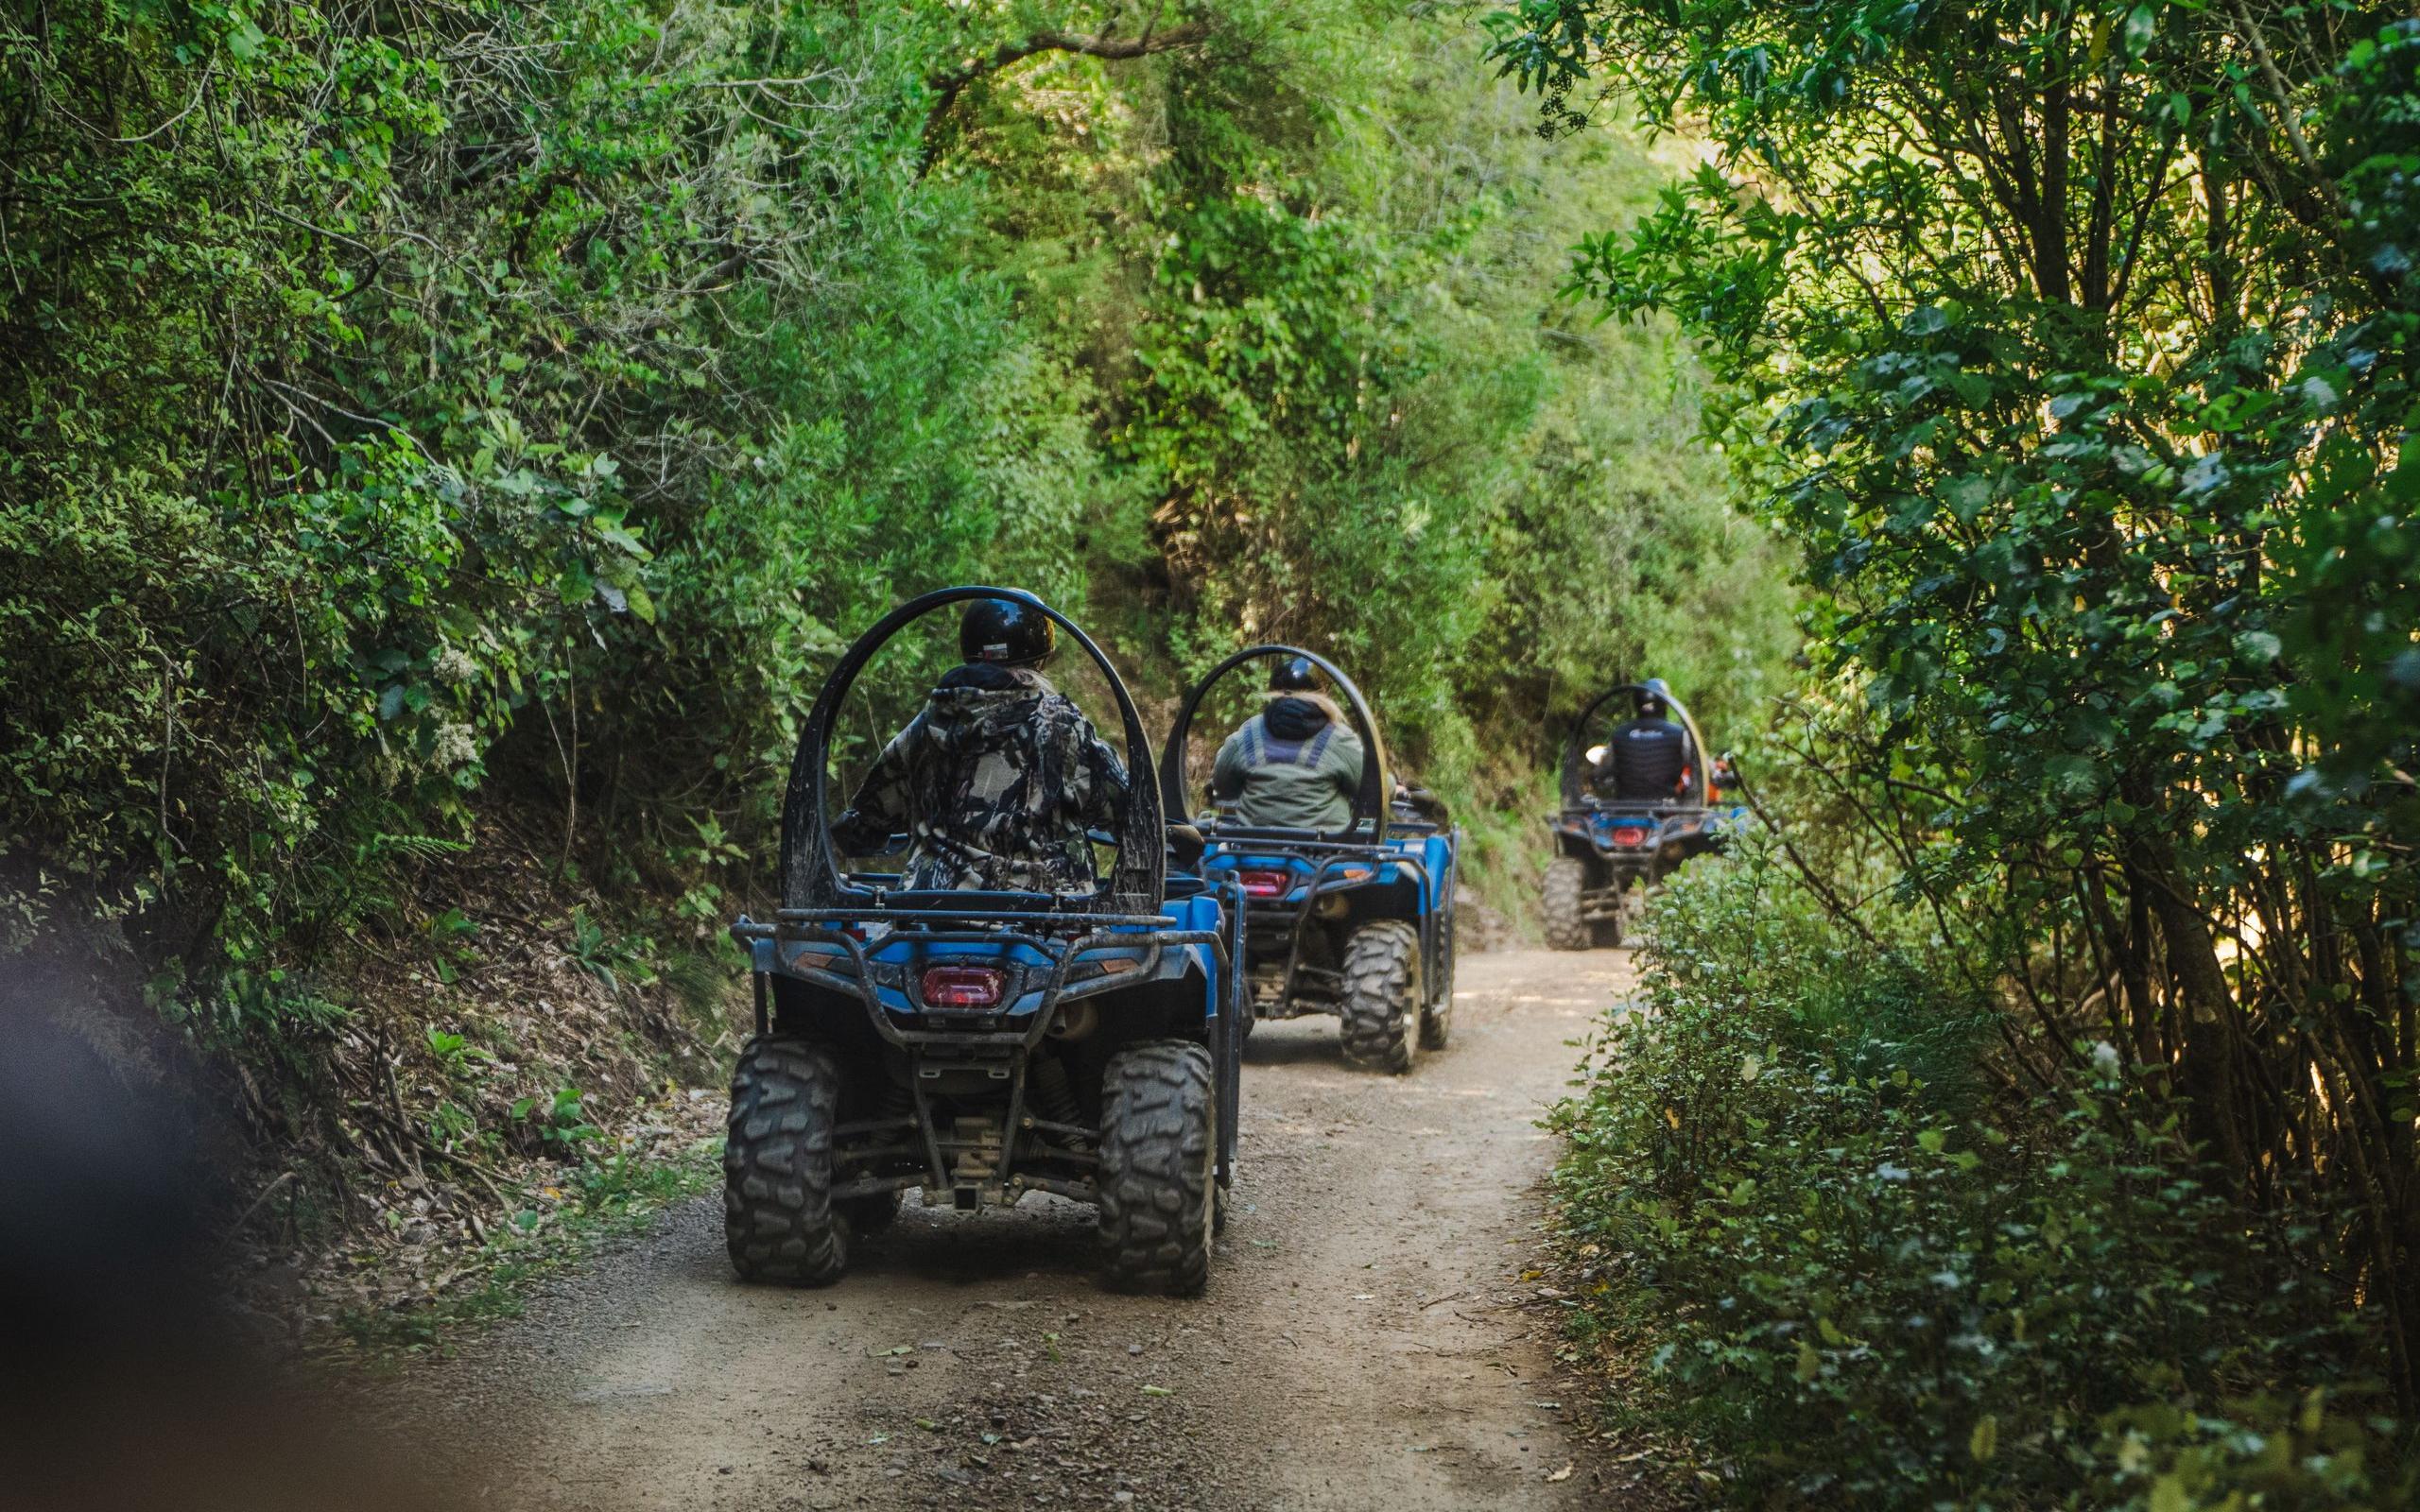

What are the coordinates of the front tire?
(1339, 919, 1421, 1074)
(724, 1039, 850, 1286)
(1098, 1040, 1216, 1297)
(1543, 856, 1592, 952)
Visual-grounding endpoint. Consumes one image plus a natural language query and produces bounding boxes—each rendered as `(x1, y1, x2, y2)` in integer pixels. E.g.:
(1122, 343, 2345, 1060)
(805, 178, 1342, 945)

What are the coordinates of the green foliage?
(1555, 855, 2410, 1507)
(565, 906, 654, 997)
(3, 0, 1784, 1036)
(509, 1086, 599, 1155)
(1125, 187, 1511, 743)
(340, 1135, 720, 1354)
(1490, 0, 2420, 1409)
(424, 1026, 493, 1078)
(0, 2, 1127, 1003)
(1111, 3, 1791, 794)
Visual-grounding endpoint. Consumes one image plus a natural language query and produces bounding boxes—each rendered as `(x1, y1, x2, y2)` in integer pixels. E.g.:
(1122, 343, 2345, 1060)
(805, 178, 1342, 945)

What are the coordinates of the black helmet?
(959, 596, 1055, 666)
(1268, 655, 1322, 693)
(1636, 678, 1671, 716)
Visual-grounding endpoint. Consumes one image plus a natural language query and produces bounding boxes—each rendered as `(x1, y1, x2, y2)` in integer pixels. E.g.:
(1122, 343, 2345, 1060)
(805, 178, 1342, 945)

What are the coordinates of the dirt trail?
(406, 949, 1636, 1511)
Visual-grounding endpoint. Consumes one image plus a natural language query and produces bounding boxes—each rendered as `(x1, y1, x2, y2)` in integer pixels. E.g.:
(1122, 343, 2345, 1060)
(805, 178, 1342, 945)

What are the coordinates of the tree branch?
(920, 22, 1214, 172)
(2228, 0, 2348, 220)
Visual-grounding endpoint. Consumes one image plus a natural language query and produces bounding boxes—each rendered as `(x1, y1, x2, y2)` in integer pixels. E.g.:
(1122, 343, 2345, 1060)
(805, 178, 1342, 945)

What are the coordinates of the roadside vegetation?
(1490, 0, 2420, 1502)
(1557, 852, 2408, 1506)
(337, 1137, 720, 1355)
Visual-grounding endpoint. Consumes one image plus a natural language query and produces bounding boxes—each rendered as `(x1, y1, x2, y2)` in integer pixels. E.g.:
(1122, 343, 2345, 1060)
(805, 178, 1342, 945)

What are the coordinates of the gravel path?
(406, 949, 1638, 1510)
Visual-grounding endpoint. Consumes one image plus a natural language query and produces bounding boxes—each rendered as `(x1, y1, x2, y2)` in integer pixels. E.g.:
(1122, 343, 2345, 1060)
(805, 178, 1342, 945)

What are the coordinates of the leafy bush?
(1490, 0, 2420, 1402)
(510, 1087, 599, 1158)
(1554, 851, 2410, 1507)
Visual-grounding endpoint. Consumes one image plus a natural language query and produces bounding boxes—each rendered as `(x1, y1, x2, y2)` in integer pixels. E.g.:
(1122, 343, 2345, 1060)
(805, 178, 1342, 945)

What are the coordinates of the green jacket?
(1211, 694, 1365, 832)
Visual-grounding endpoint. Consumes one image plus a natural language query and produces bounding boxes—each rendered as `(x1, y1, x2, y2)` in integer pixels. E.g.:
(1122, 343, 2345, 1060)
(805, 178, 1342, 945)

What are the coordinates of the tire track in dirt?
(406, 949, 1636, 1510)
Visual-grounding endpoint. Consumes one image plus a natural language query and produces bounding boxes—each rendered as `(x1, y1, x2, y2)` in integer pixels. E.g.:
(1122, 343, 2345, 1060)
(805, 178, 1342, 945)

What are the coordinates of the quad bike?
(1158, 646, 1461, 1074)
(1543, 682, 1744, 950)
(724, 587, 1246, 1296)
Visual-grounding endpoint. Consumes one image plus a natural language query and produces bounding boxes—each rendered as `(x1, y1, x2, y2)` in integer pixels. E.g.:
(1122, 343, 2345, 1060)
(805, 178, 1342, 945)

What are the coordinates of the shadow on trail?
(1240, 1023, 1348, 1068)
(840, 1195, 1103, 1290)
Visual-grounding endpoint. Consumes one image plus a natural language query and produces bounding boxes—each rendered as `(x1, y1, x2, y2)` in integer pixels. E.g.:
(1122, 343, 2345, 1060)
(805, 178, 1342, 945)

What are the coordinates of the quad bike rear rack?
(1189, 836, 1440, 1013)
(732, 894, 1242, 1201)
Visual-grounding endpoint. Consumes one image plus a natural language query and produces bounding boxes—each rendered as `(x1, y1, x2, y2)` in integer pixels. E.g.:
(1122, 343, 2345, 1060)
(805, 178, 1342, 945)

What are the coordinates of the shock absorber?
(1030, 1053, 1083, 1128)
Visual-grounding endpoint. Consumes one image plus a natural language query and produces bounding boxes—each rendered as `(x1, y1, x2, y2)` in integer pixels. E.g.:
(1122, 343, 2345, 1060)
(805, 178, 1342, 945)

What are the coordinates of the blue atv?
(725, 588, 1246, 1295)
(1158, 646, 1461, 1074)
(1544, 681, 1743, 950)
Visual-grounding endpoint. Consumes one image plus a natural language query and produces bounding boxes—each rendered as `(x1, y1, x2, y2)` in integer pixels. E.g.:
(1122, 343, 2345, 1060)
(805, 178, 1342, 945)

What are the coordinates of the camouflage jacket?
(831, 663, 1131, 893)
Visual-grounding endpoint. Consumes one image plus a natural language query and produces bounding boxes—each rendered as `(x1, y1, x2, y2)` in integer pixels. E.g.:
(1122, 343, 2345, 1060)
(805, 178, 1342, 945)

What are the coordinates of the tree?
(1486, 0, 2420, 1386)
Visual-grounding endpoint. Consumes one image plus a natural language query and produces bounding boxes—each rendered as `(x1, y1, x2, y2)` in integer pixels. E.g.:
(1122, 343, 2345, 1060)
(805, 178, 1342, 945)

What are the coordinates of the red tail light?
(1238, 869, 1293, 898)
(920, 964, 1006, 1007)
(1612, 828, 1651, 849)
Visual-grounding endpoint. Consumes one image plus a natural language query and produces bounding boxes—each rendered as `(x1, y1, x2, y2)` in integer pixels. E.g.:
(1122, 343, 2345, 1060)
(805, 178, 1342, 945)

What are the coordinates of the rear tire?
(1098, 1040, 1216, 1297)
(1544, 856, 1591, 952)
(723, 1039, 849, 1286)
(1339, 919, 1421, 1074)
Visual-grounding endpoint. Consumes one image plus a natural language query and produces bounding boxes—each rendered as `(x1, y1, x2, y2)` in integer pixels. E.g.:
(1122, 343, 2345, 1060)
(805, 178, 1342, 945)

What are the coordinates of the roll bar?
(1156, 644, 1392, 846)
(1559, 682, 1713, 808)
(778, 586, 1167, 915)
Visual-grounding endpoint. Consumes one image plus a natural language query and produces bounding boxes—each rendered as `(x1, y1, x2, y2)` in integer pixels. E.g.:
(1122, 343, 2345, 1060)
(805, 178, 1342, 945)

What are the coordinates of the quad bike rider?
(1161, 646, 1460, 1074)
(1543, 679, 1737, 950)
(1593, 679, 1695, 809)
(828, 596, 1130, 894)
(1210, 656, 1365, 833)
(724, 589, 1245, 1295)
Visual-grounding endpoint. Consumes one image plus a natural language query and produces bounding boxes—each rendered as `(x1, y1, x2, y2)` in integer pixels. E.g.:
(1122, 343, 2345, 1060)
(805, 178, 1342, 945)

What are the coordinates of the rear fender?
(1547, 813, 1598, 861)
(763, 975, 892, 1111)
(1337, 875, 1422, 924)
(1085, 969, 1219, 1053)
(1408, 833, 1455, 913)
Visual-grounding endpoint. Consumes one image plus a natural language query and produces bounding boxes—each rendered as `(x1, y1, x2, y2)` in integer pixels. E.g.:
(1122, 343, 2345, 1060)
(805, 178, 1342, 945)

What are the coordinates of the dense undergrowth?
(1487, 0, 2420, 1499)
(1555, 852, 2413, 1508)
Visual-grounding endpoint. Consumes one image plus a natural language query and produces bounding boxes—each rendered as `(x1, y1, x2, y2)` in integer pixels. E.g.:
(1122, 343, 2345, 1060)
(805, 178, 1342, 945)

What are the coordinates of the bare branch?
(920, 21, 1214, 172)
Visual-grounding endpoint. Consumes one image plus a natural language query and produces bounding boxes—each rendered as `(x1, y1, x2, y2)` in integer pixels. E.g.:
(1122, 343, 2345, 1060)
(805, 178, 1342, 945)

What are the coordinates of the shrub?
(1554, 851, 2410, 1507)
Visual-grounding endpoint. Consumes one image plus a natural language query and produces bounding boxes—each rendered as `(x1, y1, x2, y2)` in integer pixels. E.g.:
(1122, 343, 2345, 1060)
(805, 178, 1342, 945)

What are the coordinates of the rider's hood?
(1262, 691, 1345, 740)
(925, 662, 1057, 739)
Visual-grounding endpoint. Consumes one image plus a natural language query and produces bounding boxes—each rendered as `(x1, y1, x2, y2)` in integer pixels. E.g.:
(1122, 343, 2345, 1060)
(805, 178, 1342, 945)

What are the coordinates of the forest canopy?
(0, 2, 1785, 1025)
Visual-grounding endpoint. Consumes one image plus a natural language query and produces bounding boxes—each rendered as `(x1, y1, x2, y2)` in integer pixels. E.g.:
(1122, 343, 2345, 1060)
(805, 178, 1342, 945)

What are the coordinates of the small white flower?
(433, 645, 479, 684)
(433, 722, 480, 767)
(2090, 1040, 2121, 1074)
